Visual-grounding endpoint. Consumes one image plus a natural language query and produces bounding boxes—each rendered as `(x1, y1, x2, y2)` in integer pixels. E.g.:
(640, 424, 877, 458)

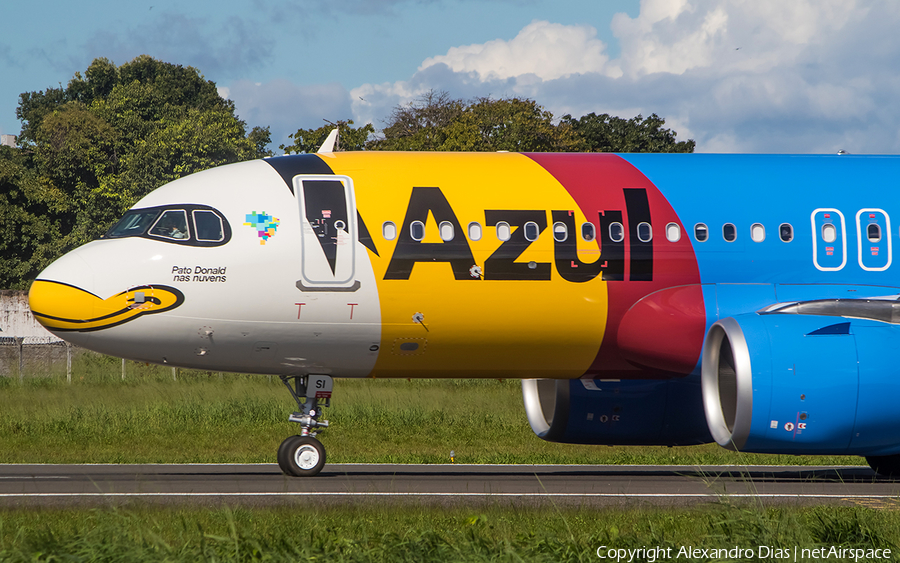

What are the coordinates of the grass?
(0, 351, 866, 466)
(0, 503, 898, 562)
(0, 354, 895, 561)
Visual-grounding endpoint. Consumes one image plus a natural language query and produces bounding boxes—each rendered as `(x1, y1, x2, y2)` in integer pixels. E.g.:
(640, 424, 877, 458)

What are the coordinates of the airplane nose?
(29, 248, 185, 335)
(29, 251, 97, 335)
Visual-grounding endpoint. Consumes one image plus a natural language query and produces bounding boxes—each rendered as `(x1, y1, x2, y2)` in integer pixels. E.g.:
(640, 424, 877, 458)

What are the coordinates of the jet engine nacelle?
(522, 378, 711, 445)
(702, 313, 900, 457)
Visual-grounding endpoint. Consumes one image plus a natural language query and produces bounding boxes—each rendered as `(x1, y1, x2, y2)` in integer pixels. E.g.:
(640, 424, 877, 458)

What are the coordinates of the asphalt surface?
(0, 464, 897, 507)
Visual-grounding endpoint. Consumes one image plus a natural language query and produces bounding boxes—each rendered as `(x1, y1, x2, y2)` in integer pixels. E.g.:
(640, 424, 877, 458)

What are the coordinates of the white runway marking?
(0, 476, 69, 479)
(0, 492, 895, 499)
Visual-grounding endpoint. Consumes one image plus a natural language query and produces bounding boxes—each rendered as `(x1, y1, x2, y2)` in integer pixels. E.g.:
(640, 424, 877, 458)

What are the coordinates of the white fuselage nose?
(29, 160, 382, 376)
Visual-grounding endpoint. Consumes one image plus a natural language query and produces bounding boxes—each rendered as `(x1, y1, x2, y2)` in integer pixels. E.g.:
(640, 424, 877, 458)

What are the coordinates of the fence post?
(15, 337, 23, 383)
(66, 343, 72, 384)
(121, 358, 126, 380)
(172, 367, 177, 381)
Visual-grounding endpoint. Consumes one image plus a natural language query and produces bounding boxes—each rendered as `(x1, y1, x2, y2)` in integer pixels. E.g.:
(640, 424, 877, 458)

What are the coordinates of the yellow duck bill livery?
(30, 281, 184, 332)
(28, 150, 900, 477)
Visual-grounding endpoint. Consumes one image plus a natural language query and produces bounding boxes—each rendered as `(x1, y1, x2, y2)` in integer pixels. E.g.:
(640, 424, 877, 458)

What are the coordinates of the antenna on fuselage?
(317, 128, 340, 153)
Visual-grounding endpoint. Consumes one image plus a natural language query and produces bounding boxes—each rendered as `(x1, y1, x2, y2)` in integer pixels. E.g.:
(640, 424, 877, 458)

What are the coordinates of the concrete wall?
(1, 290, 71, 379)
(0, 290, 61, 343)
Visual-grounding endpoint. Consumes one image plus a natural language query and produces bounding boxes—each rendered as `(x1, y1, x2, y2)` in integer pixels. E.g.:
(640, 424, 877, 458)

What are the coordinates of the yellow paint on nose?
(29, 280, 184, 332)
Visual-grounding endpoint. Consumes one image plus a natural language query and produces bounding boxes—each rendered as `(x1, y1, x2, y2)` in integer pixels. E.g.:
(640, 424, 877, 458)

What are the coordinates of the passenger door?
(294, 175, 360, 291)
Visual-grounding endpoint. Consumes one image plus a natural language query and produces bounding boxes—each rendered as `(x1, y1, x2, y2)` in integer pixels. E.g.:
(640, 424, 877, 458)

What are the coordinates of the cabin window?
(868, 223, 882, 242)
(439, 221, 454, 241)
(496, 221, 511, 241)
(581, 222, 596, 242)
(410, 220, 425, 241)
(750, 223, 765, 242)
(524, 221, 540, 242)
(150, 210, 190, 240)
(193, 210, 224, 242)
(637, 222, 652, 242)
(552, 222, 568, 242)
(723, 223, 736, 242)
(665, 223, 681, 242)
(468, 222, 482, 241)
(609, 222, 625, 243)
(694, 223, 709, 242)
(822, 223, 837, 243)
(779, 223, 793, 242)
(382, 221, 397, 241)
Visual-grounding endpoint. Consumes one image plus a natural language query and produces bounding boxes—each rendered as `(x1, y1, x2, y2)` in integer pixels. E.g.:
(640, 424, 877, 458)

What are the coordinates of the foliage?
(562, 112, 696, 153)
(370, 92, 584, 152)
(2, 56, 271, 284)
(281, 119, 374, 154)
(371, 90, 694, 154)
(0, 147, 61, 289)
(370, 90, 466, 151)
(3, 62, 691, 289)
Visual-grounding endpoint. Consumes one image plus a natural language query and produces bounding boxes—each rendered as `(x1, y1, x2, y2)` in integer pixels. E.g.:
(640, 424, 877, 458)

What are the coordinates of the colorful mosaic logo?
(244, 211, 280, 245)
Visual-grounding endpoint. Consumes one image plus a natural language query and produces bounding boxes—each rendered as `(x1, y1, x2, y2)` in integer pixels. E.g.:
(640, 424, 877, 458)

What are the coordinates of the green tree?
(120, 108, 262, 197)
(281, 120, 374, 154)
(248, 126, 273, 159)
(561, 112, 695, 153)
(15, 87, 67, 147)
(4, 55, 272, 286)
(440, 97, 582, 152)
(31, 102, 121, 248)
(373, 91, 693, 154)
(370, 92, 582, 152)
(0, 147, 62, 289)
(370, 90, 465, 151)
(33, 102, 119, 194)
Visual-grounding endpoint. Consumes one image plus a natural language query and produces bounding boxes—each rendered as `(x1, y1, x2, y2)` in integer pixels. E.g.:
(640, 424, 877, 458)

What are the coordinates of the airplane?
(26, 138, 900, 478)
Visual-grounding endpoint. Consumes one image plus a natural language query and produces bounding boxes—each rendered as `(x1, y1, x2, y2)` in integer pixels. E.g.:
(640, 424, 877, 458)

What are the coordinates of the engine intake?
(700, 317, 753, 450)
(701, 313, 900, 457)
(522, 377, 710, 446)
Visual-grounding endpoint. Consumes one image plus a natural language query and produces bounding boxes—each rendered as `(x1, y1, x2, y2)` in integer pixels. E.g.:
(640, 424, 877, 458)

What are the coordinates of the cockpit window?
(193, 210, 225, 242)
(106, 209, 161, 238)
(150, 210, 190, 240)
(104, 204, 231, 247)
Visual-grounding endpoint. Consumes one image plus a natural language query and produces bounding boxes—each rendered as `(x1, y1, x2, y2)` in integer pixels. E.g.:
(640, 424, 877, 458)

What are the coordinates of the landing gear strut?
(277, 374, 332, 477)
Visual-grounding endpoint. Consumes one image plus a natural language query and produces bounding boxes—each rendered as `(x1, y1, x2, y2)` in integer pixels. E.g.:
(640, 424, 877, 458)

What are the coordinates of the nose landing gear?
(277, 375, 332, 477)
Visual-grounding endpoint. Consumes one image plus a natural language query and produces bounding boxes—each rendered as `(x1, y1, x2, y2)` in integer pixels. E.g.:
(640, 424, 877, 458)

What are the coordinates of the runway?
(0, 464, 897, 507)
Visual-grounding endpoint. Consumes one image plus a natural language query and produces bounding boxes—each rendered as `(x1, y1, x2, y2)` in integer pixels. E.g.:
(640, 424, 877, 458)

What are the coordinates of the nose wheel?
(277, 375, 332, 477)
(278, 435, 326, 476)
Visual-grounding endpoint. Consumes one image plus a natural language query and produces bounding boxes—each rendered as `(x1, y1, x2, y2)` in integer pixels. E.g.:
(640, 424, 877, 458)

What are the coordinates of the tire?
(277, 435, 326, 477)
(277, 435, 300, 476)
(866, 454, 900, 478)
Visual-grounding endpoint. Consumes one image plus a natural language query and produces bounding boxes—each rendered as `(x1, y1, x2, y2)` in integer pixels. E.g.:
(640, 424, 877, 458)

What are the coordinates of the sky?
(2, 0, 899, 154)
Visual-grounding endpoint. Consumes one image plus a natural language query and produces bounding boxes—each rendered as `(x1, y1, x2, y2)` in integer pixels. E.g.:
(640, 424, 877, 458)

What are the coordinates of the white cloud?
(348, 0, 900, 153)
(420, 20, 614, 81)
(611, 0, 865, 77)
